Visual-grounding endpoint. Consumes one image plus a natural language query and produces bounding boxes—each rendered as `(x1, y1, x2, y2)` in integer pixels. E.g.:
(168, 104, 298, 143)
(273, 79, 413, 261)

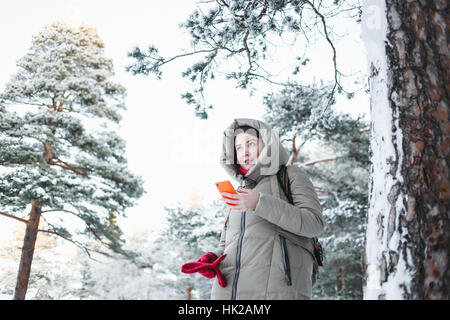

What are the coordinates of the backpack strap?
(271, 165, 290, 203)
(276, 165, 293, 204)
(277, 164, 324, 269)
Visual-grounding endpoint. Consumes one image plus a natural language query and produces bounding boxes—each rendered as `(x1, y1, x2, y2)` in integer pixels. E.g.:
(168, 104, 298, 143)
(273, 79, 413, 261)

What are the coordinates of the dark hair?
(233, 125, 260, 165)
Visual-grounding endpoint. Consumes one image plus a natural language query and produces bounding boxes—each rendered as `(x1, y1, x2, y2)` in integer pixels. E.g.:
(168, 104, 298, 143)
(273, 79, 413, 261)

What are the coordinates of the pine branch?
(37, 228, 91, 257)
(126, 0, 362, 120)
(2, 98, 47, 108)
(157, 48, 218, 68)
(42, 142, 90, 177)
(0, 211, 28, 224)
(36, 227, 113, 261)
(49, 158, 90, 177)
(126, 46, 219, 76)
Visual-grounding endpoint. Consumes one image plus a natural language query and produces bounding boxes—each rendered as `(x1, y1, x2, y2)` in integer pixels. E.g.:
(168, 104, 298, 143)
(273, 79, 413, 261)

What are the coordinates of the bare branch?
(303, 0, 339, 107)
(41, 209, 79, 215)
(2, 99, 47, 108)
(0, 211, 28, 224)
(299, 156, 339, 167)
(288, 134, 299, 165)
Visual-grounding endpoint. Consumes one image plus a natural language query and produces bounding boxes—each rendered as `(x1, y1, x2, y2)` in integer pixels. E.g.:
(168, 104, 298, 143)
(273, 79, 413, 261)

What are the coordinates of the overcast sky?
(0, 1, 370, 242)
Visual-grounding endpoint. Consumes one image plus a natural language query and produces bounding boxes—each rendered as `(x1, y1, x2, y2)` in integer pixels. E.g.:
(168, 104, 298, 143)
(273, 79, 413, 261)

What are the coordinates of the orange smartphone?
(215, 180, 237, 206)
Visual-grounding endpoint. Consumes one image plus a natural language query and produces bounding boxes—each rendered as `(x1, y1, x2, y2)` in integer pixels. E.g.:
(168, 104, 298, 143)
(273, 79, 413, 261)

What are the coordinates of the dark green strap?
(277, 165, 323, 267)
(277, 165, 293, 204)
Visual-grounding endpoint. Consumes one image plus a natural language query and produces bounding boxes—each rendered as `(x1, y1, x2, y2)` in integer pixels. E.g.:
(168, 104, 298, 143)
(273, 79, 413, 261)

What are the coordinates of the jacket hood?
(220, 118, 290, 186)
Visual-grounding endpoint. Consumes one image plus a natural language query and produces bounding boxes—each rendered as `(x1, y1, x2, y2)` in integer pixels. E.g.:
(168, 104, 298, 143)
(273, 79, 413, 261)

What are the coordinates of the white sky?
(0, 1, 370, 243)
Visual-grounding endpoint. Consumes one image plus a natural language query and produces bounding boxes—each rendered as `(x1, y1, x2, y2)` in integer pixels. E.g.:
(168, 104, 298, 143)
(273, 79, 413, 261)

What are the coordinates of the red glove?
(181, 253, 227, 288)
(198, 252, 218, 263)
(197, 252, 218, 278)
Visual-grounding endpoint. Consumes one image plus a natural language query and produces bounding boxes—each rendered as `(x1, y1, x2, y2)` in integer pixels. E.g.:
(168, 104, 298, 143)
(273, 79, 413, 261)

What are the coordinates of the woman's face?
(235, 132, 264, 171)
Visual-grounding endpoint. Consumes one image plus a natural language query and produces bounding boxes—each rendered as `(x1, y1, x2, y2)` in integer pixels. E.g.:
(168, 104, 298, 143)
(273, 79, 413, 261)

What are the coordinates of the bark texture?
(385, 0, 449, 299)
(13, 201, 42, 300)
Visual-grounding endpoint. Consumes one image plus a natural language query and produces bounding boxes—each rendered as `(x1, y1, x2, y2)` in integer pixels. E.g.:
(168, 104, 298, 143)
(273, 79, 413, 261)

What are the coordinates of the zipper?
(231, 211, 246, 300)
(280, 235, 292, 286)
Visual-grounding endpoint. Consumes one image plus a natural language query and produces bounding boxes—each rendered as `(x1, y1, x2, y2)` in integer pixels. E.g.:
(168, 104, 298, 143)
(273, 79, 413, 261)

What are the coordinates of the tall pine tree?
(0, 21, 144, 300)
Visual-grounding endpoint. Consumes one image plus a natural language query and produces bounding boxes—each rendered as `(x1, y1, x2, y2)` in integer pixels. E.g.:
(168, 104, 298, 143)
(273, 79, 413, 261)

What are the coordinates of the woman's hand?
(221, 188, 260, 212)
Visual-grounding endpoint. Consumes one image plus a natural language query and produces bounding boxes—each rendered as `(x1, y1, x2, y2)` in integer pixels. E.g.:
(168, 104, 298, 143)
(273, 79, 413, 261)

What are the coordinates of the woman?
(186, 118, 324, 300)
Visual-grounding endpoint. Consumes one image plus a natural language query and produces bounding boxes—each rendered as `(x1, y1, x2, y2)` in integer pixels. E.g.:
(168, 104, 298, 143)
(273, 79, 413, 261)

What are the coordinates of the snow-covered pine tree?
(160, 201, 223, 299)
(362, 0, 449, 299)
(0, 21, 144, 300)
(264, 84, 369, 299)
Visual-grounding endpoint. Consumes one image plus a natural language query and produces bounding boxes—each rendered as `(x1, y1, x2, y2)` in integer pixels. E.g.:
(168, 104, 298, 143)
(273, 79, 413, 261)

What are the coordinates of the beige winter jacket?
(210, 118, 324, 300)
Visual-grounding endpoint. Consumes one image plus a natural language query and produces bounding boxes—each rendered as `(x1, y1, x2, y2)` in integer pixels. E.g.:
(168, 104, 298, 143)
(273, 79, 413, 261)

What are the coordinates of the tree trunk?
(342, 265, 348, 292)
(187, 287, 192, 300)
(362, 0, 449, 299)
(13, 200, 42, 300)
(333, 259, 343, 296)
(360, 252, 366, 294)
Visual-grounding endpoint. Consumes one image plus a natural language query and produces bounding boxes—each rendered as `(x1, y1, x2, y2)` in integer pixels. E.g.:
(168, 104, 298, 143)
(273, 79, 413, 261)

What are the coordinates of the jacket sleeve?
(253, 165, 324, 238)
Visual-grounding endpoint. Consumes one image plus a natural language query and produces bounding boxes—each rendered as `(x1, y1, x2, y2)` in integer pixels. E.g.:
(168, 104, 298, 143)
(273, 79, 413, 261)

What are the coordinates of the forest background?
(1, 0, 372, 300)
